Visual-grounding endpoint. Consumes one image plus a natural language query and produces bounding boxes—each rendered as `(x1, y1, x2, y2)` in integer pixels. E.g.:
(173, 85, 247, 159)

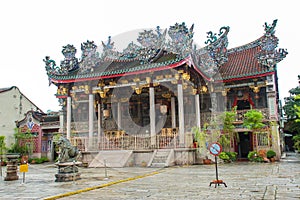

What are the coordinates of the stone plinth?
(55, 161, 82, 182)
(4, 154, 19, 181)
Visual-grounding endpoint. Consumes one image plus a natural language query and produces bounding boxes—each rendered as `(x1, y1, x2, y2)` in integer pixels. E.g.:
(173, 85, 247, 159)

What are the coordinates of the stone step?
(150, 163, 166, 168)
(151, 150, 171, 167)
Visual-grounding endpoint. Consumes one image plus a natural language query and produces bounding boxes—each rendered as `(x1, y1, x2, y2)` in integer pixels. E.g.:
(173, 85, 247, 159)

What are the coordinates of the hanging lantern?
(182, 73, 190, 80)
(103, 109, 110, 118)
(192, 88, 197, 95)
(160, 105, 168, 115)
(135, 87, 142, 94)
(201, 85, 208, 93)
(146, 77, 151, 84)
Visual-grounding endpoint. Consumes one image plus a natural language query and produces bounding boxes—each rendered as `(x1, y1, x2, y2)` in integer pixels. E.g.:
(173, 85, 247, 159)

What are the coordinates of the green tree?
(283, 87, 300, 120)
(0, 136, 7, 163)
(243, 109, 265, 132)
(192, 126, 207, 156)
(8, 128, 35, 156)
(218, 108, 237, 151)
(283, 86, 300, 134)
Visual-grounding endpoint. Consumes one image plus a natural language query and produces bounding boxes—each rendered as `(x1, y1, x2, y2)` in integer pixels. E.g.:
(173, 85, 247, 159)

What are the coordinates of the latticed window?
(257, 132, 269, 146)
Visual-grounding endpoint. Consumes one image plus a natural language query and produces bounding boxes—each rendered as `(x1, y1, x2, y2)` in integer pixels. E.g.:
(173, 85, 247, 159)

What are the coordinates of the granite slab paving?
(0, 152, 299, 200)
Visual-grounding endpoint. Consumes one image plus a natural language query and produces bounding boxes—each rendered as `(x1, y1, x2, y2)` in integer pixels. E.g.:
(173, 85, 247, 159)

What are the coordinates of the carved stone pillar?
(88, 94, 94, 150)
(66, 96, 72, 140)
(177, 83, 185, 147)
(149, 86, 156, 146)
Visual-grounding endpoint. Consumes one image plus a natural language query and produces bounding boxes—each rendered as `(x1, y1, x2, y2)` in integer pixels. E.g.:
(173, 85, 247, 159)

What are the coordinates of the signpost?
(208, 142, 227, 188)
(19, 162, 28, 184)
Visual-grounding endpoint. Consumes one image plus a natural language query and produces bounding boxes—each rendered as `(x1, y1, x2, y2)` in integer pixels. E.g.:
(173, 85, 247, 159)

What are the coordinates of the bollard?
(73, 160, 75, 183)
(104, 159, 108, 180)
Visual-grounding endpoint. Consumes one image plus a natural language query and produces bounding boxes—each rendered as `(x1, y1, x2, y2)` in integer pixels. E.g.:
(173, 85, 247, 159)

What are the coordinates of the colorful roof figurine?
(43, 20, 288, 84)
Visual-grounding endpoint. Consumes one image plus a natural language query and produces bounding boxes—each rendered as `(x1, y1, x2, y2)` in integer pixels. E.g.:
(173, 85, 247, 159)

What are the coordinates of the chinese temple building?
(16, 110, 60, 160)
(44, 20, 287, 166)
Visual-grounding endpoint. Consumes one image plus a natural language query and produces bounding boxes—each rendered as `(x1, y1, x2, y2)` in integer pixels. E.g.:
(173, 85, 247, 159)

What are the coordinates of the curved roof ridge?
(227, 36, 262, 54)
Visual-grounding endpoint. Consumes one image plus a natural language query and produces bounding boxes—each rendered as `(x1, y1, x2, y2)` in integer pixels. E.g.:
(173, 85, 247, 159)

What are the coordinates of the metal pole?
(73, 160, 75, 183)
(104, 159, 108, 180)
(22, 172, 25, 184)
(215, 156, 219, 181)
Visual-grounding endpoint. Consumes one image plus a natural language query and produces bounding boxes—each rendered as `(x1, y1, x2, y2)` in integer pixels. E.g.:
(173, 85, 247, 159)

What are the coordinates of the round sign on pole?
(209, 142, 222, 156)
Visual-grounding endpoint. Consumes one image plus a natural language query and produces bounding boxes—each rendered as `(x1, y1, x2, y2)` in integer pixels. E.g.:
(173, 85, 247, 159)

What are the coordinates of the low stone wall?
(81, 149, 197, 167)
(126, 150, 154, 167)
(174, 148, 196, 165)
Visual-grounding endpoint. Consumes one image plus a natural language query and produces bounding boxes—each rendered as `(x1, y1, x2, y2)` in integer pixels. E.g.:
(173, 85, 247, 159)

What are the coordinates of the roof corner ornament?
(43, 44, 79, 76)
(257, 19, 288, 69)
(205, 31, 217, 45)
(43, 56, 57, 74)
(264, 19, 277, 36)
(60, 44, 79, 72)
(101, 36, 120, 59)
(79, 40, 100, 74)
(166, 22, 194, 58)
(202, 26, 230, 68)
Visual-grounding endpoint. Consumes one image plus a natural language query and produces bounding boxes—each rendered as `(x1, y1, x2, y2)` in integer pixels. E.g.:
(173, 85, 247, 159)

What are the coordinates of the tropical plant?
(0, 136, 6, 155)
(247, 151, 264, 162)
(219, 152, 230, 162)
(266, 149, 276, 159)
(192, 126, 207, 156)
(8, 128, 35, 156)
(219, 151, 237, 162)
(243, 110, 265, 131)
(219, 108, 237, 151)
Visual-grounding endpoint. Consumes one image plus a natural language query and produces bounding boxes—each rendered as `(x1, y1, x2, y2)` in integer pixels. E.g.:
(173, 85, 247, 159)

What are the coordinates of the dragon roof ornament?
(256, 19, 288, 69)
(60, 44, 79, 73)
(79, 40, 101, 74)
(165, 22, 194, 58)
(192, 26, 230, 78)
(43, 21, 287, 81)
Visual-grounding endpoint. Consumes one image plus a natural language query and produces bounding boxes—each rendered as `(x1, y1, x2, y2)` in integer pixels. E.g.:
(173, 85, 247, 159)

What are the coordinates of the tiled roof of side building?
(217, 45, 273, 82)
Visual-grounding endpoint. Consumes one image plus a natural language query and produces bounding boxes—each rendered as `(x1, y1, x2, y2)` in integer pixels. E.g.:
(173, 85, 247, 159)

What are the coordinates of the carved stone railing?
(70, 134, 181, 151)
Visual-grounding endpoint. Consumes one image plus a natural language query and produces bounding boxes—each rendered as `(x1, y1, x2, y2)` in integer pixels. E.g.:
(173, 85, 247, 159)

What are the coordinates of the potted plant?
(219, 152, 230, 163)
(247, 151, 264, 162)
(219, 151, 238, 163)
(192, 126, 209, 164)
(266, 149, 276, 162)
(203, 156, 212, 164)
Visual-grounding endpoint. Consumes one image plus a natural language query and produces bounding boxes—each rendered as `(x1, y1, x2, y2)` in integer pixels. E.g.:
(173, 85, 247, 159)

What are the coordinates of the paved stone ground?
(0, 152, 299, 200)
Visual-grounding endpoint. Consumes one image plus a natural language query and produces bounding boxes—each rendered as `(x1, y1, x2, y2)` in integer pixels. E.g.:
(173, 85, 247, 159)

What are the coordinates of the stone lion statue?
(56, 136, 80, 163)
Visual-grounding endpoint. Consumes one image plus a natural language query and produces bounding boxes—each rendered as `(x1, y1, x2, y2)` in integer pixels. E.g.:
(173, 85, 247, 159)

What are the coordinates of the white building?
(0, 86, 44, 147)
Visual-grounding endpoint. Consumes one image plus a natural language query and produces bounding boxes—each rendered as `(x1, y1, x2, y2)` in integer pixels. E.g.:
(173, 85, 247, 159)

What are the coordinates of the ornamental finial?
(263, 19, 278, 36)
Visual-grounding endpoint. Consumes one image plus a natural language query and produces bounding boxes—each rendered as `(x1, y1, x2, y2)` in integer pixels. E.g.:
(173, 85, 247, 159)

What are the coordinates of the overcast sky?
(0, 0, 298, 112)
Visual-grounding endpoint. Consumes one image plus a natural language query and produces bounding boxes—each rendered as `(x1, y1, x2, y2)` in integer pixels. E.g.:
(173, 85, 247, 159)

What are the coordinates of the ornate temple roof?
(44, 20, 288, 84)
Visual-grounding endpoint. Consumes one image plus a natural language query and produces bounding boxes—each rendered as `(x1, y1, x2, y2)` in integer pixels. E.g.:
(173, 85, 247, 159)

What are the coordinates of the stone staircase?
(149, 149, 174, 168)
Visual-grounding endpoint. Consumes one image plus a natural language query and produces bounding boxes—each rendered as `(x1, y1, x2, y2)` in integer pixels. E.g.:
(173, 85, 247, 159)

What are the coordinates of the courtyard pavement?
(0, 152, 299, 200)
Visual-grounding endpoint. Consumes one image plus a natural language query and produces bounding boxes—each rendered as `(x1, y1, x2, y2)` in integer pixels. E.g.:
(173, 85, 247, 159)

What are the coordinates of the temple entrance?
(237, 100, 251, 110)
(238, 132, 251, 158)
